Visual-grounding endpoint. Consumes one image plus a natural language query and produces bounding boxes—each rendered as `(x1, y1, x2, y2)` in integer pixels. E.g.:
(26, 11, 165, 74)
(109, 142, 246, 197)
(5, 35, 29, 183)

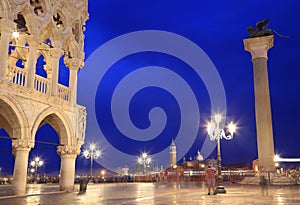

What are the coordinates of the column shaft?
(11, 139, 33, 196)
(0, 30, 10, 80)
(50, 57, 60, 96)
(25, 41, 38, 89)
(59, 154, 77, 191)
(253, 57, 275, 171)
(57, 145, 80, 192)
(66, 58, 83, 104)
(69, 68, 78, 103)
(48, 47, 62, 97)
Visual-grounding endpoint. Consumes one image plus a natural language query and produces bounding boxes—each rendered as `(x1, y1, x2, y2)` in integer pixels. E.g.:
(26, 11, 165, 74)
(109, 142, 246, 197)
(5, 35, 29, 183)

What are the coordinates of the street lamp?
(138, 152, 152, 175)
(30, 157, 44, 182)
(83, 143, 101, 180)
(207, 113, 236, 194)
(100, 170, 106, 181)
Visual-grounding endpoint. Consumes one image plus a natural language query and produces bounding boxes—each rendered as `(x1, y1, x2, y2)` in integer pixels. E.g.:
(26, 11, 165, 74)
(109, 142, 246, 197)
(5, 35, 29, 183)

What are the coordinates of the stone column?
(49, 48, 62, 97)
(25, 37, 38, 89)
(57, 145, 80, 191)
(66, 58, 83, 104)
(12, 139, 34, 195)
(0, 19, 15, 80)
(244, 35, 275, 172)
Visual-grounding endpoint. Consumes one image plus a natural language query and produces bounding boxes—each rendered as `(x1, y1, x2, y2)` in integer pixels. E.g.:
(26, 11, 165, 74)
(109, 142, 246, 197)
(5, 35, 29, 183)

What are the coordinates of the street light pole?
(30, 157, 44, 183)
(138, 153, 151, 175)
(83, 143, 101, 180)
(207, 113, 236, 194)
(217, 135, 222, 190)
(90, 155, 93, 179)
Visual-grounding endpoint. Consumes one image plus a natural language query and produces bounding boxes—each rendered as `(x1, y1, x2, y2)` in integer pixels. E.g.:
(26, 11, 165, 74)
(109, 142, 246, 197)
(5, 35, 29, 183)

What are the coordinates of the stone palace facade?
(0, 0, 88, 195)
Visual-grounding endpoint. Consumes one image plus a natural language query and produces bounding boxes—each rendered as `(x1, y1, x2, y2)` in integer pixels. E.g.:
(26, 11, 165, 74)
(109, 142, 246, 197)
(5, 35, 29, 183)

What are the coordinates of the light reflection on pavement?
(0, 182, 299, 205)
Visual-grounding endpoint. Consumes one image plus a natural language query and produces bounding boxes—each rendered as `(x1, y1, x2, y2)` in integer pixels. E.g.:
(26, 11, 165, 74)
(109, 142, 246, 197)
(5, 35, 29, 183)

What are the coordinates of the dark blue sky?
(80, 0, 300, 170)
(1, 0, 299, 175)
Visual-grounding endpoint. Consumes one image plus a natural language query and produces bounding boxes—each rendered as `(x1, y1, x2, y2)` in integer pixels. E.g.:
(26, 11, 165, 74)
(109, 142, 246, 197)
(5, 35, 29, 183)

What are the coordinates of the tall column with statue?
(243, 19, 276, 173)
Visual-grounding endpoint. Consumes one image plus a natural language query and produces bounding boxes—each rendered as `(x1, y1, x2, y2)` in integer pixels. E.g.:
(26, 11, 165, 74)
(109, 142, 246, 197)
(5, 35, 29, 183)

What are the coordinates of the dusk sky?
(1, 0, 300, 174)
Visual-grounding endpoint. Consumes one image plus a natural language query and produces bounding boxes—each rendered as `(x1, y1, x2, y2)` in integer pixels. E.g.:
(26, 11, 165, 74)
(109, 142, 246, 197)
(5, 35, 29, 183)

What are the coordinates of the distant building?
(165, 151, 210, 182)
(170, 139, 177, 167)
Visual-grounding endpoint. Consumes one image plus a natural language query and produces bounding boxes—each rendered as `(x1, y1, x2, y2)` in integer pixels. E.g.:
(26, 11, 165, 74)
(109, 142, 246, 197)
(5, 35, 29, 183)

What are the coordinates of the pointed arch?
(0, 92, 29, 139)
(31, 106, 73, 145)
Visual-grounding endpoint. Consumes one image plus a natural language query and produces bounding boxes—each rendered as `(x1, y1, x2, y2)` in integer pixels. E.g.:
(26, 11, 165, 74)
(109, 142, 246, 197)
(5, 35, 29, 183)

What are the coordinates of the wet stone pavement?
(0, 182, 299, 205)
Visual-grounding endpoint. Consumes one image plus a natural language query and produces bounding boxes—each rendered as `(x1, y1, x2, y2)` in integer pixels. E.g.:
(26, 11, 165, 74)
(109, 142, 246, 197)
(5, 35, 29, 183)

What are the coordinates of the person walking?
(205, 165, 217, 195)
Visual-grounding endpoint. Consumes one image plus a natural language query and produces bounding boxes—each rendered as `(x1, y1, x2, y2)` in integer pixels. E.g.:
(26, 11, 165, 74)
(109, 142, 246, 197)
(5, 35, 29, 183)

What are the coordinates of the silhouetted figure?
(205, 165, 217, 195)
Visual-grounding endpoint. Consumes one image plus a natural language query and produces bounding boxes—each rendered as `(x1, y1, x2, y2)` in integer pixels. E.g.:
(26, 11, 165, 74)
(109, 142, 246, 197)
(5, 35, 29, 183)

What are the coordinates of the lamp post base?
(216, 185, 226, 194)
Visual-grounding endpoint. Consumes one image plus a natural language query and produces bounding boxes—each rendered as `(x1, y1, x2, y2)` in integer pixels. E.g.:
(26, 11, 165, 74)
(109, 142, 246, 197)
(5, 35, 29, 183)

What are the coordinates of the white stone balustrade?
(58, 84, 71, 102)
(34, 75, 50, 94)
(7, 66, 27, 86)
(6, 65, 72, 102)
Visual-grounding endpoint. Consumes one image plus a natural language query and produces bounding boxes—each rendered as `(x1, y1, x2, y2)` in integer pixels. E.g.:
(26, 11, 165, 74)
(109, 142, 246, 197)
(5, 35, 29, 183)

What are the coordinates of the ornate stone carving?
(30, 0, 45, 17)
(12, 139, 34, 155)
(12, 0, 27, 5)
(57, 145, 81, 156)
(53, 12, 64, 29)
(65, 58, 84, 70)
(77, 106, 86, 141)
(12, 139, 34, 149)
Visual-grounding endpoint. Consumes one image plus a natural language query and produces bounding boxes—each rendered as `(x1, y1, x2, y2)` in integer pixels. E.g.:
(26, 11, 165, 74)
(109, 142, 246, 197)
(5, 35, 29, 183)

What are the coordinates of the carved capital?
(12, 139, 34, 151)
(243, 35, 274, 60)
(65, 58, 84, 70)
(57, 145, 81, 158)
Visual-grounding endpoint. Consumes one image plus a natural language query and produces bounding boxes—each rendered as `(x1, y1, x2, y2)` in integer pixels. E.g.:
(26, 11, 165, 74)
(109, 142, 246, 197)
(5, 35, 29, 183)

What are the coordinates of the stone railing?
(7, 65, 27, 86)
(57, 84, 71, 102)
(6, 65, 71, 102)
(34, 75, 50, 94)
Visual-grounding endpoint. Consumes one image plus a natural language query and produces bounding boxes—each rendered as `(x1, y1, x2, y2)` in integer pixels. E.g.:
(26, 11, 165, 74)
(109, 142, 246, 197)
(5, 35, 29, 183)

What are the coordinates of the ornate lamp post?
(138, 152, 152, 175)
(83, 143, 101, 180)
(30, 157, 44, 182)
(207, 113, 236, 194)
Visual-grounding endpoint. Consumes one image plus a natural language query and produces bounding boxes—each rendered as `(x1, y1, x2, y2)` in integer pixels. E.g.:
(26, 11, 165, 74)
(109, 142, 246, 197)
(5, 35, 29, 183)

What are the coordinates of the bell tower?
(170, 138, 177, 167)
